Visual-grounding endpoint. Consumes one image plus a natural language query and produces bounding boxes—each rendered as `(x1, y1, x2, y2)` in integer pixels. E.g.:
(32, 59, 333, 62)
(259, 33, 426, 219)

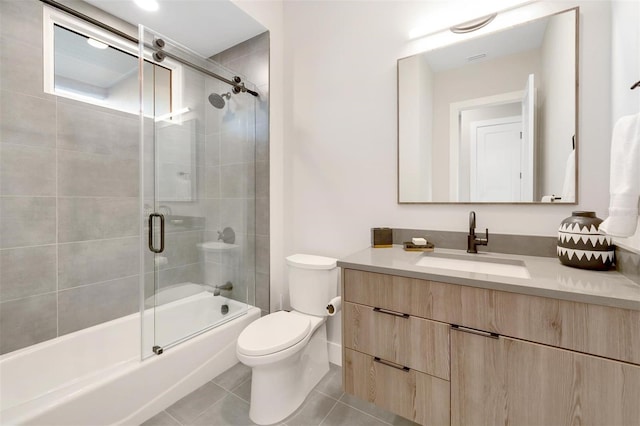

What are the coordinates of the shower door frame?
(139, 25, 258, 359)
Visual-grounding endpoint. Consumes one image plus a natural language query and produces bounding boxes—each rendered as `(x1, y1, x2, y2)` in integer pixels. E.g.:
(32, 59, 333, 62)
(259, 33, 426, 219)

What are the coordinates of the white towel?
(599, 113, 640, 237)
(561, 149, 575, 202)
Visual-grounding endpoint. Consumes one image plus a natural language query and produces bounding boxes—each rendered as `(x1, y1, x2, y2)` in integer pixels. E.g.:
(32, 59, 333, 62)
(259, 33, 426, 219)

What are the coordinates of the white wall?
(609, 0, 640, 253)
(539, 11, 576, 198)
(398, 54, 433, 201)
(280, 0, 612, 348)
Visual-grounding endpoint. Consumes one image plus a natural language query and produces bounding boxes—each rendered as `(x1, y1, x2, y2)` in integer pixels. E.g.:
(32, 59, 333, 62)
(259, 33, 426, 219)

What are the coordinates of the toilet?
(236, 254, 338, 425)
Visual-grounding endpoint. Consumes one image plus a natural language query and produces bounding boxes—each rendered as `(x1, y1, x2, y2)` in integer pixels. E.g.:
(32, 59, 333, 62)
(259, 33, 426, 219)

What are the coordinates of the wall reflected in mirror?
(398, 8, 578, 204)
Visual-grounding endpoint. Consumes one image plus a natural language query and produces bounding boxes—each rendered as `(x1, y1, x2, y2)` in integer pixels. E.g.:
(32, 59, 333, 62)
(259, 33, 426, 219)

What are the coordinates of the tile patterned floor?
(141, 363, 419, 426)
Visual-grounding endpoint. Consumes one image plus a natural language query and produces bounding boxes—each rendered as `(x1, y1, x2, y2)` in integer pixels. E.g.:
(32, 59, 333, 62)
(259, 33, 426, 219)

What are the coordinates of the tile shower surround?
(0, 0, 268, 354)
(212, 31, 270, 316)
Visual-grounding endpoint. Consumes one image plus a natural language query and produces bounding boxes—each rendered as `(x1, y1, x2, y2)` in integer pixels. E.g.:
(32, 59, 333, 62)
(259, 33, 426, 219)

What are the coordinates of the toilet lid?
(237, 311, 310, 356)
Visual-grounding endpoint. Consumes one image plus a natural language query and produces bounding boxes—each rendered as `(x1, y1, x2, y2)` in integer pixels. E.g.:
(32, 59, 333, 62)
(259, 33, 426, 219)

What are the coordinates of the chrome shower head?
(208, 92, 231, 109)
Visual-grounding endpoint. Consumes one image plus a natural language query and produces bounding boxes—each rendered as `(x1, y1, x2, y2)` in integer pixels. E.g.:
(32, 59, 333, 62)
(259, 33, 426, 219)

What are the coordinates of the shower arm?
(38, 0, 259, 98)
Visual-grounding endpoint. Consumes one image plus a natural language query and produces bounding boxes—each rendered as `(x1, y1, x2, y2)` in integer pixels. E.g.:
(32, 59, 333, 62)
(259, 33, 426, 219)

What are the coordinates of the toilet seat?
(237, 311, 310, 356)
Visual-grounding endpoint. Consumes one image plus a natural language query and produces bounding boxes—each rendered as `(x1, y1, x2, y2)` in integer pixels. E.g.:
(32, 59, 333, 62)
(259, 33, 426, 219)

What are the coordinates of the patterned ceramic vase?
(557, 211, 614, 270)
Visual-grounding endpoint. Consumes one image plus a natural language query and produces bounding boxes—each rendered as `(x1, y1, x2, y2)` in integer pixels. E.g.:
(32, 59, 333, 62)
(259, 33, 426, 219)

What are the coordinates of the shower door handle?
(148, 213, 165, 253)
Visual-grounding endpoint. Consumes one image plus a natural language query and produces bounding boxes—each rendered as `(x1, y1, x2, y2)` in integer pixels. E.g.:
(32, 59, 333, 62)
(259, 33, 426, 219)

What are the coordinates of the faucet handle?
(483, 228, 489, 242)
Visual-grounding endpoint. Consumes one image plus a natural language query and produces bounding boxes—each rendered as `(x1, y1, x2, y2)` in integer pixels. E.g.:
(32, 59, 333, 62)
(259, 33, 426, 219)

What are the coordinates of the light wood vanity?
(340, 248, 640, 426)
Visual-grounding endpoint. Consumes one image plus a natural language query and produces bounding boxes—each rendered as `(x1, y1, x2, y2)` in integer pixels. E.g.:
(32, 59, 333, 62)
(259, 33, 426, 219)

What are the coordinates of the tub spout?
(203, 281, 233, 296)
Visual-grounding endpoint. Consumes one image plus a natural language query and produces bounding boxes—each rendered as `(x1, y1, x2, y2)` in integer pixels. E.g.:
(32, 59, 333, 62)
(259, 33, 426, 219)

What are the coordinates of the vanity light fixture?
(408, 0, 535, 40)
(86, 38, 109, 49)
(450, 13, 497, 34)
(133, 0, 159, 12)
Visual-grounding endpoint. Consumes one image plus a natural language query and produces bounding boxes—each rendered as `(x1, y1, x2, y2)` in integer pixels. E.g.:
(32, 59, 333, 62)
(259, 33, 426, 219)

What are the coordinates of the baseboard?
(327, 341, 342, 366)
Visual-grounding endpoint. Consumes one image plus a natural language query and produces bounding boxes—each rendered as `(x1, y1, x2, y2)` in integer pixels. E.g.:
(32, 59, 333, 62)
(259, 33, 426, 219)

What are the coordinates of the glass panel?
(140, 26, 256, 357)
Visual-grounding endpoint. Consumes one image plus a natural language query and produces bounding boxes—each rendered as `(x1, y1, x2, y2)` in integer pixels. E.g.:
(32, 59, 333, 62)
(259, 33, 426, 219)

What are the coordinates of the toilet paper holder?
(326, 296, 342, 316)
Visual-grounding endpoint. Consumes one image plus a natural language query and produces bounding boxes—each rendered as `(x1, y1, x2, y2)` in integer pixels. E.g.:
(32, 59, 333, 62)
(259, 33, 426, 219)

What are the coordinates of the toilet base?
(248, 323, 329, 425)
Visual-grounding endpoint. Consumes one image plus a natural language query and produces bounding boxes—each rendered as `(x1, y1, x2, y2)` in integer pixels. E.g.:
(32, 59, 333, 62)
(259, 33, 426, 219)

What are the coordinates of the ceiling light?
(87, 38, 109, 50)
(134, 0, 159, 12)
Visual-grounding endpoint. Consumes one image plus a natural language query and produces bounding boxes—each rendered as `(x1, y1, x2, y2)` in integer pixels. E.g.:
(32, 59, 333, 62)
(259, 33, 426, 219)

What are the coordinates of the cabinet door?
(451, 328, 640, 425)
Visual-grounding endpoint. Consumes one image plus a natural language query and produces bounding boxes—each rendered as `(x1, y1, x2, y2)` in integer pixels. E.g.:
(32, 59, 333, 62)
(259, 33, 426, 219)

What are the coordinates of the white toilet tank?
(286, 254, 338, 316)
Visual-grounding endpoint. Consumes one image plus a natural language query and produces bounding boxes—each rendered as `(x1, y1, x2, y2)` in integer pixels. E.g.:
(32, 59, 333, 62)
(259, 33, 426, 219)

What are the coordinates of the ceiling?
(424, 15, 550, 72)
(84, 0, 267, 57)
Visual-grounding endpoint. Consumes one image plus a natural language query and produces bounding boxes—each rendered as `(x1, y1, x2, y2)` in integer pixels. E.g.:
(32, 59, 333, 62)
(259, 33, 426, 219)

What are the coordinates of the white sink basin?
(415, 253, 530, 279)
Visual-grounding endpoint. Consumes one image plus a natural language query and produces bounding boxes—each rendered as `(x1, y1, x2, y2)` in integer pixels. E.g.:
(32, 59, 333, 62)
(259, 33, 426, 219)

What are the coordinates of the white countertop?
(337, 246, 640, 311)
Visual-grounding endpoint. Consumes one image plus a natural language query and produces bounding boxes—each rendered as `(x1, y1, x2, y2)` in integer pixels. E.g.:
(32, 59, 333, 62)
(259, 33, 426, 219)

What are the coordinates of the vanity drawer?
(343, 269, 433, 317)
(343, 268, 640, 365)
(344, 348, 450, 426)
(343, 302, 450, 380)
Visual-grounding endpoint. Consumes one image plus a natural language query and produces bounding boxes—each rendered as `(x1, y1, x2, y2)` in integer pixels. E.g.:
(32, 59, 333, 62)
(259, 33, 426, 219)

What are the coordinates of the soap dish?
(403, 241, 435, 252)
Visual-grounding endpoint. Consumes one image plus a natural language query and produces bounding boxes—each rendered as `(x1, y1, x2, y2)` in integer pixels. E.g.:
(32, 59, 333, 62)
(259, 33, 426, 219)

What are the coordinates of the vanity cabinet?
(342, 268, 640, 426)
(451, 329, 640, 425)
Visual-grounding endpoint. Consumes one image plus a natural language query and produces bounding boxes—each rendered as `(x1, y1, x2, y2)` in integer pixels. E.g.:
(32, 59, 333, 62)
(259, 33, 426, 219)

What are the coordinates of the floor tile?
(320, 402, 387, 426)
(283, 391, 339, 426)
(339, 393, 419, 425)
(143, 363, 413, 426)
(212, 361, 252, 391)
(313, 364, 343, 400)
(140, 410, 181, 426)
(190, 393, 255, 426)
(231, 377, 252, 403)
(166, 381, 228, 424)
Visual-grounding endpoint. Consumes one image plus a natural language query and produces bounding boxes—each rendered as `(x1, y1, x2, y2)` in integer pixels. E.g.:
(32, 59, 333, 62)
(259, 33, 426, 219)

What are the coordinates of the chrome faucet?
(467, 211, 489, 253)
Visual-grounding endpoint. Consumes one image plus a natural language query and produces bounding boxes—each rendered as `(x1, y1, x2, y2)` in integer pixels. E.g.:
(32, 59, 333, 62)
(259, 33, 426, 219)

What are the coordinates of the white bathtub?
(0, 292, 260, 426)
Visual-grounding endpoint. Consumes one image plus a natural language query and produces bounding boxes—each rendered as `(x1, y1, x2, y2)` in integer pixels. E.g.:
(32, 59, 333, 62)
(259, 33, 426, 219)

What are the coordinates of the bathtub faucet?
(203, 281, 233, 296)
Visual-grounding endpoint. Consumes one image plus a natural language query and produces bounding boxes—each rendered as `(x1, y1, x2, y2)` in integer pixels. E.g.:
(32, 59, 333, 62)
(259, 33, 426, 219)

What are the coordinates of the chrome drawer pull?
(451, 324, 499, 339)
(373, 307, 410, 319)
(374, 357, 410, 372)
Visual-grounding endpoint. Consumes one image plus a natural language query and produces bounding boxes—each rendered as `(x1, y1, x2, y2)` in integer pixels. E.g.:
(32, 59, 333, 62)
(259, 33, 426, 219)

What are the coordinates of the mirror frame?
(397, 7, 579, 205)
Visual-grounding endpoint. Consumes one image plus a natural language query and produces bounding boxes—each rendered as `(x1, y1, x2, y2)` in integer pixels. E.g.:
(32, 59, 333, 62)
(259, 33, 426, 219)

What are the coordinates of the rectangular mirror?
(398, 8, 578, 204)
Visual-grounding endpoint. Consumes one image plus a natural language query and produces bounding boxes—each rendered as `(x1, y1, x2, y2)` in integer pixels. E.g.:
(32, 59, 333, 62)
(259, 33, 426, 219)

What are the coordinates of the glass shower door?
(139, 26, 256, 358)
